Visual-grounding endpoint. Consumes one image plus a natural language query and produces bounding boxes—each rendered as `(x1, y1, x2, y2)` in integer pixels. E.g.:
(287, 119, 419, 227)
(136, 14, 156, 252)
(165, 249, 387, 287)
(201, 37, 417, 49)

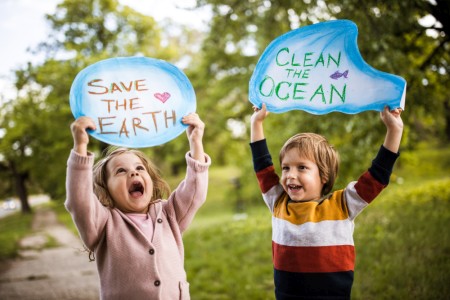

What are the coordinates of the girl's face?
(106, 152, 153, 213)
(280, 148, 324, 202)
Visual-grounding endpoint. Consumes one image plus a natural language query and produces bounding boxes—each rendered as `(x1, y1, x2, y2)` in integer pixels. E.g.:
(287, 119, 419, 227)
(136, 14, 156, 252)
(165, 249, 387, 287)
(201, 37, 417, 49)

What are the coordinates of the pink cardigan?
(65, 150, 210, 300)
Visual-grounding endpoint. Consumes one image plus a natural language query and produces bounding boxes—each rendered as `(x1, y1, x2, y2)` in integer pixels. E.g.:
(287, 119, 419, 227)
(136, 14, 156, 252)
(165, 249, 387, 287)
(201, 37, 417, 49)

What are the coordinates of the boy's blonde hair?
(93, 147, 171, 208)
(279, 133, 339, 196)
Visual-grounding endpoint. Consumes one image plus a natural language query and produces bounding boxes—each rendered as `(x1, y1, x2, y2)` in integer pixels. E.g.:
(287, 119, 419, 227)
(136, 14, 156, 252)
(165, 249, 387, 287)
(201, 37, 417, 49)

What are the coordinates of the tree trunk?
(9, 161, 32, 214)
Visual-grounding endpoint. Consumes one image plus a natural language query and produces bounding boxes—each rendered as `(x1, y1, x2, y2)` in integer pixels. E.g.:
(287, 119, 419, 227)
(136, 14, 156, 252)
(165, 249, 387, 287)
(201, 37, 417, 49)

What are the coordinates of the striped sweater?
(250, 139, 399, 299)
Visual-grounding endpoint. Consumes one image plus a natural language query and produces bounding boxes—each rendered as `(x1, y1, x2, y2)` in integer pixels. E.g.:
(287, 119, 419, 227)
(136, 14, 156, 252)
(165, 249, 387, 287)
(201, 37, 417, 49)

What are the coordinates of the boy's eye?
(298, 166, 307, 170)
(282, 166, 289, 171)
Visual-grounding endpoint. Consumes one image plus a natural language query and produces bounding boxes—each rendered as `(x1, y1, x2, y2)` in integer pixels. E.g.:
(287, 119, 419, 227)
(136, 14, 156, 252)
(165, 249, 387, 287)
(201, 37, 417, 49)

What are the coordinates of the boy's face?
(106, 152, 153, 213)
(280, 148, 324, 202)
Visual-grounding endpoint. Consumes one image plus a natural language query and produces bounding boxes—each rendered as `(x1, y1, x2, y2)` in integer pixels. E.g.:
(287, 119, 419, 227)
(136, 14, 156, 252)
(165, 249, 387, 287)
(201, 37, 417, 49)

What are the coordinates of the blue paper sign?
(70, 57, 196, 147)
(249, 20, 406, 114)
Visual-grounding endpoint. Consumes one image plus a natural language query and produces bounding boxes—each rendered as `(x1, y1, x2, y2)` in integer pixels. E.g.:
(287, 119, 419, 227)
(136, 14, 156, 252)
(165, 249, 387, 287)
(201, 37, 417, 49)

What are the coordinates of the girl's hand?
(182, 113, 205, 162)
(182, 113, 205, 143)
(70, 116, 96, 156)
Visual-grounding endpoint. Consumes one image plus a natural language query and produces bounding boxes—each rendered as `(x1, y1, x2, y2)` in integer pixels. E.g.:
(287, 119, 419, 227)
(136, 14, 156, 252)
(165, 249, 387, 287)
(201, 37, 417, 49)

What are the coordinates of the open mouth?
(288, 184, 302, 191)
(129, 181, 144, 197)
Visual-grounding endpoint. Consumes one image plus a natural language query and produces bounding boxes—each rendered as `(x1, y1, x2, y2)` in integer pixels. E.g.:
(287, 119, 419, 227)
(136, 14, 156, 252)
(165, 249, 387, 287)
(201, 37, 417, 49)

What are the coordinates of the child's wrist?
(73, 143, 88, 156)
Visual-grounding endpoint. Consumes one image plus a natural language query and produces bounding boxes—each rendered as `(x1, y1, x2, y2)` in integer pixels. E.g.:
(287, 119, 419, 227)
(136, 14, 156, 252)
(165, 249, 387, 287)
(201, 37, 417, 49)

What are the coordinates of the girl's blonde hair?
(279, 133, 339, 196)
(92, 147, 171, 208)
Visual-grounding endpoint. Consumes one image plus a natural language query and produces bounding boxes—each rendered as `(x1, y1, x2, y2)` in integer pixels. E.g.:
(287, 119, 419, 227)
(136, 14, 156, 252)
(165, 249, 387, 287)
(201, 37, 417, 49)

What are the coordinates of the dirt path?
(0, 207, 100, 299)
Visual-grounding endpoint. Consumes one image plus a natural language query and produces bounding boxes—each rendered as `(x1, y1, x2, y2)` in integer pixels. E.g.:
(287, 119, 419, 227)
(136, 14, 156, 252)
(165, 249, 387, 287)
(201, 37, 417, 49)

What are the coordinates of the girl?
(66, 113, 210, 300)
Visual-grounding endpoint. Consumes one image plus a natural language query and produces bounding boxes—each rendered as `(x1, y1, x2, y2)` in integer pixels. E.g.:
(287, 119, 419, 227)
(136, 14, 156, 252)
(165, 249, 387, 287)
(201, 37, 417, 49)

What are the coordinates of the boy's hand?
(380, 106, 403, 132)
(251, 103, 269, 125)
(70, 116, 96, 156)
(182, 113, 206, 162)
(250, 103, 269, 143)
(380, 106, 403, 153)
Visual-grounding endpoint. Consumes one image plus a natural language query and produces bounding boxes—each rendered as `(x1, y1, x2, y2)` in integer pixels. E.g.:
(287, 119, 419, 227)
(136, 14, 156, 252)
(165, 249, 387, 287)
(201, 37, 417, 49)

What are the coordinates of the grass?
(1, 143, 449, 299)
(0, 212, 33, 259)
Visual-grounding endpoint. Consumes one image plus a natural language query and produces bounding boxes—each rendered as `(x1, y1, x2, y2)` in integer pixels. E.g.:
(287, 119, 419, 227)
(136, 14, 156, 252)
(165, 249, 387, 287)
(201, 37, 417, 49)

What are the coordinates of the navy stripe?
(274, 268, 353, 300)
(250, 139, 274, 172)
(368, 145, 399, 185)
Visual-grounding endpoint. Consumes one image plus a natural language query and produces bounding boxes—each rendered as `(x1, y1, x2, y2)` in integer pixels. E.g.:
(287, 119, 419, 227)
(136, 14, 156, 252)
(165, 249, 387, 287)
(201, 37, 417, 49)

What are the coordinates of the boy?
(250, 103, 403, 299)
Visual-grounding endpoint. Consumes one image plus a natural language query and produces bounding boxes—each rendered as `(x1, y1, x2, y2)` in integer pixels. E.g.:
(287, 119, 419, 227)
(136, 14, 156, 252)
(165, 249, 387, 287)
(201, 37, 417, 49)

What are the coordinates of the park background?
(0, 0, 449, 299)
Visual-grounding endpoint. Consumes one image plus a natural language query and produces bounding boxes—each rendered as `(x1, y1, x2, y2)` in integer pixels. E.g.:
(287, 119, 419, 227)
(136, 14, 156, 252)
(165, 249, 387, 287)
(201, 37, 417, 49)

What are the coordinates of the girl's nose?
(130, 171, 139, 177)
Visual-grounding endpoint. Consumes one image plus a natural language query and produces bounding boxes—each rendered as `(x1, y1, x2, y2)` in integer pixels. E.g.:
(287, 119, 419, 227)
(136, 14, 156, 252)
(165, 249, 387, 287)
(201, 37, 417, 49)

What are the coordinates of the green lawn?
(0, 212, 33, 259)
(1, 144, 449, 299)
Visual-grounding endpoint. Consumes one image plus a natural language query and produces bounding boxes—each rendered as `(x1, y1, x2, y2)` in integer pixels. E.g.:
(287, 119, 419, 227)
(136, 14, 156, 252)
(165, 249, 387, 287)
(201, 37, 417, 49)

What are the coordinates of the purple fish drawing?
(330, 70, 349, 80)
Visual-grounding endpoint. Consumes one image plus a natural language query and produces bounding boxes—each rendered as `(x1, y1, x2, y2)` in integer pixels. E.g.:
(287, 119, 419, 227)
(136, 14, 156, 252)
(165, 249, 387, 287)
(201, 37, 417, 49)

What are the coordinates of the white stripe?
(262, 184, 284, 212)
(344, 181, 369, 220)
(272, 217, 355, 247)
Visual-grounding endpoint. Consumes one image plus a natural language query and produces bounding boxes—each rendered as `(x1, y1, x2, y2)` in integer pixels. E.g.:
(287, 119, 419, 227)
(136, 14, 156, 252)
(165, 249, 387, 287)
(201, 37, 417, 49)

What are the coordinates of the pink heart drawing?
(154, 92, 171, 103)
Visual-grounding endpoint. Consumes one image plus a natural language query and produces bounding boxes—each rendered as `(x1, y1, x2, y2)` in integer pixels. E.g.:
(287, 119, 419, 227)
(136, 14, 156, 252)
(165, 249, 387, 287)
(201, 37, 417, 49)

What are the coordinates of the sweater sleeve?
(354, 145, 400, 203)
(250, 139, 284, 212)
(250, 139, 280, 194)
(164, 152, 211, 233)
(65, 150, 109, 250)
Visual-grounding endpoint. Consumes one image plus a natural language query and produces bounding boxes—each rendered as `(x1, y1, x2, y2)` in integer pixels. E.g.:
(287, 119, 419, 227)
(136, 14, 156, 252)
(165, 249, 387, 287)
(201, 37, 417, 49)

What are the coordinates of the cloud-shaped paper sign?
(249, 20, 406, 114)
(70, 57, 196, 148)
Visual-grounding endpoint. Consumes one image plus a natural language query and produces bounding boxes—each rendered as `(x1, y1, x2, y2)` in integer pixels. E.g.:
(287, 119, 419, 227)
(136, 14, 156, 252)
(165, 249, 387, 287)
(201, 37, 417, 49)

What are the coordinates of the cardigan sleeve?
(65, 150, 109, 250)
(163, 152, 211, 233)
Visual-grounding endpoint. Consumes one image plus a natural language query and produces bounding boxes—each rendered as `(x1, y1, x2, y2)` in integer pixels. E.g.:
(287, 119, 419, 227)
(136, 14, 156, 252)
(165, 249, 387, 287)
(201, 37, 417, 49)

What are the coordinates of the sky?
(0, 0, 211, 99)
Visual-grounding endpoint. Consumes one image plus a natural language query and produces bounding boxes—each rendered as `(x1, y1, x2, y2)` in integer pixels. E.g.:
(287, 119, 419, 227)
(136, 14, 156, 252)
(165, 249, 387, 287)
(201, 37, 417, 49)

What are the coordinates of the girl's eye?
(298, 166, 307, 170)
(137, 165, 145, 171)
(282, 166, 289, 171)
(116, 168, 126, 174)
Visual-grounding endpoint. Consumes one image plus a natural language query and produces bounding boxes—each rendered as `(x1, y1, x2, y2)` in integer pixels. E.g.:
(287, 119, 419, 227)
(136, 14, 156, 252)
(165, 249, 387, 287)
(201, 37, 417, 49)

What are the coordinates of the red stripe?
(256, 166, 280, 193)
(354, 171, 385, 203)
(273, 242, 355, 273)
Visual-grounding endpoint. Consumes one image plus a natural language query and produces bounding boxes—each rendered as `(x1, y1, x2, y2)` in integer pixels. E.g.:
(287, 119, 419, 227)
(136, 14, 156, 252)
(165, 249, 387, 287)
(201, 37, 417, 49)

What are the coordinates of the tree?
(192, 0, 449, 179)
(0, 0, 194, 210)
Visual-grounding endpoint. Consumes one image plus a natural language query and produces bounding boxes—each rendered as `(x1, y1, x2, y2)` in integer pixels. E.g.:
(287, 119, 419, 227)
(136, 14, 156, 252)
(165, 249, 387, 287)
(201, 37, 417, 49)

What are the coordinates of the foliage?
(190, 0, 450, 197)
(0, 0, 200, 204)
(1, 0, 449, 219)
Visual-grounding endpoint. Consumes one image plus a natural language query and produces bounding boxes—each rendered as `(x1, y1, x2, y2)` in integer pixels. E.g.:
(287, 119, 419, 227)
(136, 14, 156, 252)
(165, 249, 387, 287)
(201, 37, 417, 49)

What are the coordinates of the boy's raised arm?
(251, 103, 269, 142)
(380, 106, 404, 154)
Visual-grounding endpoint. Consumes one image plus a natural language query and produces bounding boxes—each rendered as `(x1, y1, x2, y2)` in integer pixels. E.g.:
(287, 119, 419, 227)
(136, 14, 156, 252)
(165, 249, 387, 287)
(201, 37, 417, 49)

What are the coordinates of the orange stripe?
(273, 190, 349, 225)
(273, 242, 355, 273)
